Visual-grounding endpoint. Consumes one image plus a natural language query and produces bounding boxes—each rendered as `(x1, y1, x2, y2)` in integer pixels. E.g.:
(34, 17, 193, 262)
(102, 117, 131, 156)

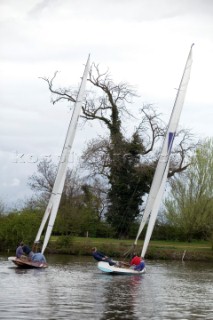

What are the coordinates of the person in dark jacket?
(92, 247, 117, 266)
(22, 245, 34, 259)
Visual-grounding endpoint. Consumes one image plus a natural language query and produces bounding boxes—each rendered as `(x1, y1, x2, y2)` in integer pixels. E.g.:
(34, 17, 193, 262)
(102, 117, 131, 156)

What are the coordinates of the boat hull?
(97, 261, 146, 275)
(8, 256, 48, 269)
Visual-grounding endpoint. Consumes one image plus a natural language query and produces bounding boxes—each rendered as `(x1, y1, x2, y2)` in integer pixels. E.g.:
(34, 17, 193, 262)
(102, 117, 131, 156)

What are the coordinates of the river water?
(0, 254, 212, 320)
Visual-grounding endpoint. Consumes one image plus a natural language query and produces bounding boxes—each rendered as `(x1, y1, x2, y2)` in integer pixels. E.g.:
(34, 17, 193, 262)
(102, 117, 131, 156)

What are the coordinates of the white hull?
(97, 261, 146, 275)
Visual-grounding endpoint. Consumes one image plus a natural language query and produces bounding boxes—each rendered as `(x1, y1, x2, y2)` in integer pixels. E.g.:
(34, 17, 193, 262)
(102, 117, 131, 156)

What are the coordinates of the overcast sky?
(0, 0, 213, 207)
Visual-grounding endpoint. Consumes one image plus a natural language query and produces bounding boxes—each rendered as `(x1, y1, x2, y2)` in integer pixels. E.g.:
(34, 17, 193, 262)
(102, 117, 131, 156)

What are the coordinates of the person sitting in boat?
(16, 241, 25, 259)
(31, 252, 47, 263)
(92, 247, 117, 266)
(130, 253, 145, 271)
(22, 244, 46, 263)
(22, 245, 34, 260)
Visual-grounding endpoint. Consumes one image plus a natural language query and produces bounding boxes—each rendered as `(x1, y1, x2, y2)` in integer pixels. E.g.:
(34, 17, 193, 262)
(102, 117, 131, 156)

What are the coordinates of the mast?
(34, 55, 90, 254)
(134, 44, 194, 255)
(141, 162, 169, 258)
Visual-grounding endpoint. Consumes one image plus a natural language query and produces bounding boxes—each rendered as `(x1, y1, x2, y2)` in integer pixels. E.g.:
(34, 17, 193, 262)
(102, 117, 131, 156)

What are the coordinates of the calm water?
(0, 254, 212, 320)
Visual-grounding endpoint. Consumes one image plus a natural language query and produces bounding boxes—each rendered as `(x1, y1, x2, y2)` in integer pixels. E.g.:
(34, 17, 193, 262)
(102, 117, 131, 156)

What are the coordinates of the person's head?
(92, 247, 97, 252)
(22, 245, 31, 254)
(20, 241, 24, 247)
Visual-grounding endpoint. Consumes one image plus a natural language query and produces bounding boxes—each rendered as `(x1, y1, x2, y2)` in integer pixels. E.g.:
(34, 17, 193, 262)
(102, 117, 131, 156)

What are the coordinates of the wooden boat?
(8, 256, 48, 268)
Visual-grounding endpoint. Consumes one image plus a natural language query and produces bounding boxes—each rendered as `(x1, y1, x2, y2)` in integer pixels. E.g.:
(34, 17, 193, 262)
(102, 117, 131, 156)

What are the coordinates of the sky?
(0, 0, 213, 208)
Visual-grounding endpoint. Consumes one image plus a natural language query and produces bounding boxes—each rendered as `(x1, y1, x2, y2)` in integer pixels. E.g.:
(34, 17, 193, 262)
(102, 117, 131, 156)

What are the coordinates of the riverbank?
(44, 237, 213, 262)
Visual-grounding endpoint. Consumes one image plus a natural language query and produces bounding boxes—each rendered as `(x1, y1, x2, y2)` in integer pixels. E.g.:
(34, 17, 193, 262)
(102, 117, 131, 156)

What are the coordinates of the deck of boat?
(8, 256, 48, 269)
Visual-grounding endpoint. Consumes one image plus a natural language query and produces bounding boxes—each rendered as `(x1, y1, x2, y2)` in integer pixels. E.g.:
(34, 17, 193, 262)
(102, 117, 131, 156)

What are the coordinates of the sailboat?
(98, 44, 194, 274)
(9, 55, 90, 268)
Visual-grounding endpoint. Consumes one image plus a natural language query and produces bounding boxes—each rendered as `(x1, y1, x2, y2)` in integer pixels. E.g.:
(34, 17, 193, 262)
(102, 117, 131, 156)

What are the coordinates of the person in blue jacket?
(23, 245, 46, 263)
(92, 247, 117, 266)
(16, 241, 24, 258)
(32, 252, 47, 263)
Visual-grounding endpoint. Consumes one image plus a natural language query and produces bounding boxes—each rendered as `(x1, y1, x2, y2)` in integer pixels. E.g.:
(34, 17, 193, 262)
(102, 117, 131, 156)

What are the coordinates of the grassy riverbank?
(46, 237, 213, 262)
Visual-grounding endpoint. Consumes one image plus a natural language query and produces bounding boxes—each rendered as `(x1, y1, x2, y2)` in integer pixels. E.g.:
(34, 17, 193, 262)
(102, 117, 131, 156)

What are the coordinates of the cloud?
(0, 0, 213, 206)
(2, 177, 20, 188)
(11, 178, 20, 187)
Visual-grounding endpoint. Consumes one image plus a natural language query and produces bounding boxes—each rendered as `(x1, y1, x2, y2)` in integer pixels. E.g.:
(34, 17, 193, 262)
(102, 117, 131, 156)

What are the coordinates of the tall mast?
(134, 45, 194, 255)
(34, 55, 90, 254)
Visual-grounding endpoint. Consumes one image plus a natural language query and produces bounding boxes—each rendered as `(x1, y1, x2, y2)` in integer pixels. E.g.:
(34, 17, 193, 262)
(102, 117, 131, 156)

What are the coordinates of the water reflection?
(0, 255, 212, 320)
(100, 275, 143, 320)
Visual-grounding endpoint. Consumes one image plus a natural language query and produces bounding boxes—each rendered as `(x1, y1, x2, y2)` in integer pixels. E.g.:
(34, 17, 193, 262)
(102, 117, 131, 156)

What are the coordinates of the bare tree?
(169, 129, 200, 177)
(28, 159, 82, 201)
(40, 63, 198, 237)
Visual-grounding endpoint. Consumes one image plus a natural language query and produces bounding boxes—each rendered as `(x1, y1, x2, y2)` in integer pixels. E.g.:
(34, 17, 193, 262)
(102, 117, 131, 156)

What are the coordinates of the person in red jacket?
(130, 254, 145, 271)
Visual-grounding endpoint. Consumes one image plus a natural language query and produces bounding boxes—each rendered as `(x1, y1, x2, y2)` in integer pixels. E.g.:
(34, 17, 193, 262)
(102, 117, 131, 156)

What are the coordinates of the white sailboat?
(98, 44, 194, 274)
(9, 55, 90, 268)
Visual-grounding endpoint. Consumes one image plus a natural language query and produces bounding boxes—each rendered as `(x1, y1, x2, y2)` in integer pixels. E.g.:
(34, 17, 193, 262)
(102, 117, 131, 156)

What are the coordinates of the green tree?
(0, 209, 43, 250)
(164, 138, 213, 245)
(28, 160, 106, 237)
(107, 133, 153, 237)
(55, 183, 102, 237)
